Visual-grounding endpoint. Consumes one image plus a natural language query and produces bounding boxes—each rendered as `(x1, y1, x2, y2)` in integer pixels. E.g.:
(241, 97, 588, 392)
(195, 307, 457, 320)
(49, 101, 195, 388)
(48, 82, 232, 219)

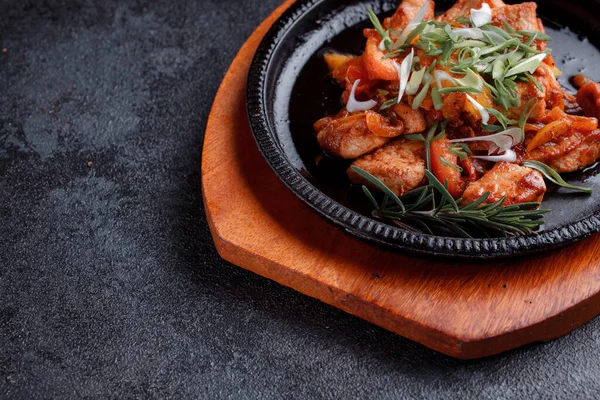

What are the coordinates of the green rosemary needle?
(352, 165, 549, 238)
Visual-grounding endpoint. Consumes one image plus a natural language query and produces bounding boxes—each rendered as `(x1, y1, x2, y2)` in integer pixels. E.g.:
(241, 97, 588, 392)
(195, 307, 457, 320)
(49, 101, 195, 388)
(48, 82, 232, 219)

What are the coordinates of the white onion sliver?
(493, 136, 513, 153)
(465, 94, 490, 124)
(346, 80, 377, 113)
(450, 134, 512, 154)
(434, 70, 456, 90)
(471, 3, 492, 28)
(473, 149, 517, 163)
(393, 36, 407, 49)
(500, 127, 523, 145)
(434, 70, 484, 93)
(395, 48, 414, 104)
(449, 127, 524, 154)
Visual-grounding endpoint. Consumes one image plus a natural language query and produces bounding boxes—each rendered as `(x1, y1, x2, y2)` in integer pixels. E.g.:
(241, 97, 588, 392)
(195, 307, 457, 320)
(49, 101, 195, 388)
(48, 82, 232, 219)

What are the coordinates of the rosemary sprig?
(523, 161, 593, 194)
(352, 165, 548, 238)
(486, 107, 517, 129)
(354, 9, 576, 237)
(352, 119, 550, 238)
(448, 143, 472, 160)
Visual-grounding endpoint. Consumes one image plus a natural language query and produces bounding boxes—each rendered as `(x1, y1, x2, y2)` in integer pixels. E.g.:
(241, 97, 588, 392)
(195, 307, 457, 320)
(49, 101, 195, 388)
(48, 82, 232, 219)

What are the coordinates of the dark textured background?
(1, 0, 599, 398)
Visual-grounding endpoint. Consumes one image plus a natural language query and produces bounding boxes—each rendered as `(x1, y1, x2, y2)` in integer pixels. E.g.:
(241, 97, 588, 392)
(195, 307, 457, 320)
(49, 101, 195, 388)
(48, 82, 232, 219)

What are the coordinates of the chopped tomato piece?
(430, 137, 466, 199)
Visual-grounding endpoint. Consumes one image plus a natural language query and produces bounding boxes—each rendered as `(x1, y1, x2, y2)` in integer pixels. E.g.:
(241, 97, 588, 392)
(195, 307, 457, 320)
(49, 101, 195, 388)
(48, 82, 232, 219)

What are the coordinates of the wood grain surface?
(201, 0, 600, 359)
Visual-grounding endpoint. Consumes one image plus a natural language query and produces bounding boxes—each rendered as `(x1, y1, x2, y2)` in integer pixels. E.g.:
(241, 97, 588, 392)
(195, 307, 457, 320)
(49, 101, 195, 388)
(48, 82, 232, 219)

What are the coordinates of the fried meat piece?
(437, 0, 506, 22)
(500, 62, 561, 122)
(348, 139, 426, 196)
(492, 3, 550, 52)
(504, 80, 547, 122)
(385, 0, 435, 30)
(527, 131, 586, 166)
(363, 30, 399, 81)
(525, 106, 599, 172)
(364, 0, 434, 81)
(535, 62, 564, 110)
(364, 110, 406, 138)
(529, 129, 600, 173)
(442, 92, 495, 126)
(393, 104, 427, 133)
(462, 162, 546, 205)
(574, 75, 600, 120)
(491, 2, 540, 31)
(315, 113, 390, 159)
(547, 138, 600, 173)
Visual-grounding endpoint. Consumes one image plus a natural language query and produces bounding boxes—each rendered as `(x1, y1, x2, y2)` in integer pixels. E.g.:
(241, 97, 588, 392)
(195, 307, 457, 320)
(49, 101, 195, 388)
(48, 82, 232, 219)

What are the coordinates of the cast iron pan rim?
(246, 0, 600, 259)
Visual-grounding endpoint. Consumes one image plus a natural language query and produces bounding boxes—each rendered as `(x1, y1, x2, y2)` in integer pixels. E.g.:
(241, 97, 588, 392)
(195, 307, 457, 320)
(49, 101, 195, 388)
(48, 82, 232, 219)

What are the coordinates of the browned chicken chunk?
(547, 139, 600, 173)
(491, 2, 540, 31)
(462, 162, 546, 205)
(496, 62, 563, 122)
(504, 80, 547, 122)
(525, 105, 600, 172)
(492, 3, 549, 52)
(393, 104, 427, 133)
(442, 92, 495, 126)
(535, 62, 563, 110)
(527, 130, 587, 168)
(348, 139, 426, 196)
(531, 130, 600, 173)
(437, 0, 506, 22)
(385, 0, 435, 30)
(315, 113, 390, 159)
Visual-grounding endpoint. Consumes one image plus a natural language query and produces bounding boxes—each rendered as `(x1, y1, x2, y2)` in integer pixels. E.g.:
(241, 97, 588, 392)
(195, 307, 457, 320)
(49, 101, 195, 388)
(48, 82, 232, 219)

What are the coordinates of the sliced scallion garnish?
(367, 8, 393, 52)
(430, 86, 442, 110)
(504, 53, 547, 77)
(412, 79, 432, 109)
(438, 86, 482, 94)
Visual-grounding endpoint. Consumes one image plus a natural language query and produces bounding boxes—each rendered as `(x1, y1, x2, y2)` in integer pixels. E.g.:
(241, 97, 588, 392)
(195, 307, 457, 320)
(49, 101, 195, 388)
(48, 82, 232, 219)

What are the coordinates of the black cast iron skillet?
(247, 0, 600, 259)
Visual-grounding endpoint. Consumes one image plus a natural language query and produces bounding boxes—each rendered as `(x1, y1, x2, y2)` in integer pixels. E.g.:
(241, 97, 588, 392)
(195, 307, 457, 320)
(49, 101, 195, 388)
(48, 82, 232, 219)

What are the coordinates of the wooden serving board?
(202, 0, 600, 359)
